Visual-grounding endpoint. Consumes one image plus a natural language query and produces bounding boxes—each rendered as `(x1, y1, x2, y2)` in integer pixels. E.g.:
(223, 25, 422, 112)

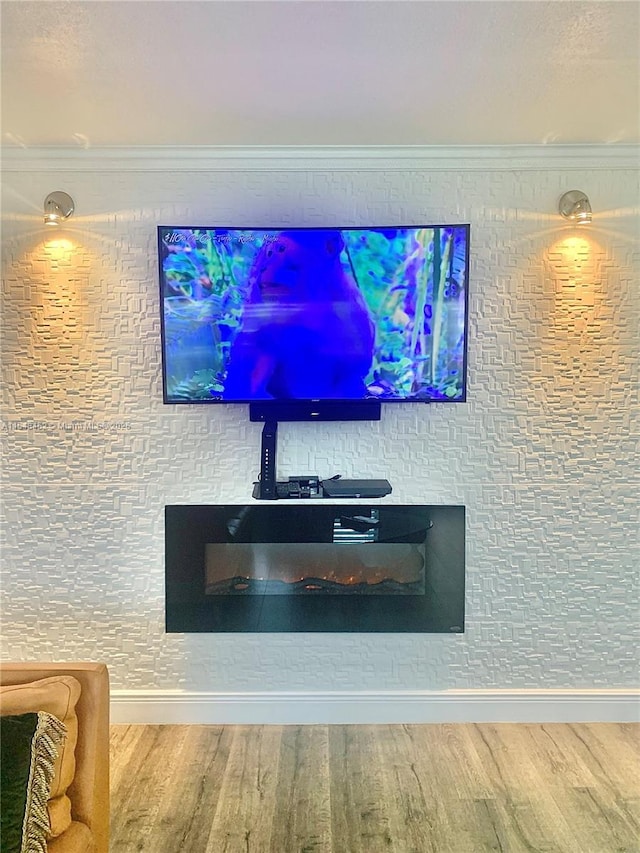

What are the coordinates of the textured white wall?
(1, 153, 638, 692)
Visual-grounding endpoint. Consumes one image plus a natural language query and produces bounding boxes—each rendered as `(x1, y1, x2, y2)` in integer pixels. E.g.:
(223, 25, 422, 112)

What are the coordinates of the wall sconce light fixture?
(44, 191, 75, 226)
(558, 190, 592, 225)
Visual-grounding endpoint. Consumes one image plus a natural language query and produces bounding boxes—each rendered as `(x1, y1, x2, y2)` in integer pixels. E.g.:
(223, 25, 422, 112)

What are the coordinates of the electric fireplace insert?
(165, 504, 465, 633)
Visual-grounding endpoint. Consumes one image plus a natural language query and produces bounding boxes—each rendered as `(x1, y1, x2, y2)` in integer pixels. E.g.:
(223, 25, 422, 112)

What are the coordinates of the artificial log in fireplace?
(165, 504, 465, 633)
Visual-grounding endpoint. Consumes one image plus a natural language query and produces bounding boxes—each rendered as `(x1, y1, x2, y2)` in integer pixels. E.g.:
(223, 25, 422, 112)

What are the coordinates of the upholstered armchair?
(0, 662, 109, 853)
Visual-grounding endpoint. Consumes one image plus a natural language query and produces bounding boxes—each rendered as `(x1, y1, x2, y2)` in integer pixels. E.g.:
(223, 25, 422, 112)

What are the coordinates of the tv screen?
(158, 225, 469, 405)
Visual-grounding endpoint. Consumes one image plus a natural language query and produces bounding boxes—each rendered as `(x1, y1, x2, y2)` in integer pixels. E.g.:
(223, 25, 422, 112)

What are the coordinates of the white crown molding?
(2, 144, 638, 173)
(110, 688, 640, 725)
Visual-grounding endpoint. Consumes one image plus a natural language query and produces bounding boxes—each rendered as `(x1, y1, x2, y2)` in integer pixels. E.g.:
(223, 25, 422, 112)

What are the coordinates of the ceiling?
(1, 0, 638, 149)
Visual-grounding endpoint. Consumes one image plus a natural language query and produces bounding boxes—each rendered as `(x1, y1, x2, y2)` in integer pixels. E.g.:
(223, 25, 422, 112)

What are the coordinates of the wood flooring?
(109, 722, 640, 853)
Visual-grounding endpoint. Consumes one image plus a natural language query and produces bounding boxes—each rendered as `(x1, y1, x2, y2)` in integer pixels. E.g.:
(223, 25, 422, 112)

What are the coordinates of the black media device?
(321, 479, 392, 499)
(252, 475, 321, 500)
(277, 477, 321, 499)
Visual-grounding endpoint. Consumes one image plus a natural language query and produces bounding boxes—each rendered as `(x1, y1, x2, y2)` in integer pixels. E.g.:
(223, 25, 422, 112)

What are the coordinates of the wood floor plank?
(467, 724, 583, 852)
(435, 723, 496, 799)
(569, 723, 640, 798)
(468, 724, 547, 794)
(389, 724, 517, 852)
(110, 726, 191, 852)
(204, 725, 283, 853)
(521, 723, 597, 789)
(375, 723, 457, 853)
(550, 785, 640, 853)
(523, 722, 640, 851)
(268, 725, 331, 853)
(109, 724, 146, 791)
(149, 725, 234, 853)
(328, 725, 396, 853)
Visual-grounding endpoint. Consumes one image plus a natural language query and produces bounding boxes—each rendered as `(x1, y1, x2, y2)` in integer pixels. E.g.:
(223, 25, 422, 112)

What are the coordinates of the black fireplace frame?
(165, 504, 465, 633)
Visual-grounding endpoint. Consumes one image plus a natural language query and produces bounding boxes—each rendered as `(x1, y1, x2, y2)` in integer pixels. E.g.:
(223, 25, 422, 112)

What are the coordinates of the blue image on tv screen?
(158, 226, 469, 403)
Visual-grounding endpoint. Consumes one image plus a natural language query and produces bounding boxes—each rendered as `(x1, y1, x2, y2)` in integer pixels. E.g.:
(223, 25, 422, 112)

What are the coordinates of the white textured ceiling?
(1, 0, 638, 148)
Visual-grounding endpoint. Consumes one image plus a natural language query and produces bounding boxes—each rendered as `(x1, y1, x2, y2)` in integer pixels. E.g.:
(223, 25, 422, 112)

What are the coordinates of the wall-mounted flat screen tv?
(158, 225, 469, 406)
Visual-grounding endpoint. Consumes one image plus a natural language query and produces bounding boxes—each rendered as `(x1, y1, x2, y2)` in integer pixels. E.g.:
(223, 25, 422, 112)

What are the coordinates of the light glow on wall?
(547, 235, 602, 297)
(16, 238, 98, 366)
(43, 238, 76, 265)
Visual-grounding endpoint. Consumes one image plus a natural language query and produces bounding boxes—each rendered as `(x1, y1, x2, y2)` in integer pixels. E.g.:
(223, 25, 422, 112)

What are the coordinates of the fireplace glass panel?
(205, 543, 425, 595)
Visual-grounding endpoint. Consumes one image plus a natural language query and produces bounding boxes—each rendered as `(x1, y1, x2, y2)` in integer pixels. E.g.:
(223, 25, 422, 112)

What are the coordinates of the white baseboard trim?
(110, 689, 640, 725)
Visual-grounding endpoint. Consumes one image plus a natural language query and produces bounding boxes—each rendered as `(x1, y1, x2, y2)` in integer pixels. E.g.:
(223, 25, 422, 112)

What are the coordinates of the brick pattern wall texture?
(1, 161, 638, 691)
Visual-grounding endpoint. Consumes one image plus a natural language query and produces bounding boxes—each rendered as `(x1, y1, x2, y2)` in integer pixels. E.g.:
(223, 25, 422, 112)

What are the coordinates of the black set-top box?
(321, 479, 392, 499)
